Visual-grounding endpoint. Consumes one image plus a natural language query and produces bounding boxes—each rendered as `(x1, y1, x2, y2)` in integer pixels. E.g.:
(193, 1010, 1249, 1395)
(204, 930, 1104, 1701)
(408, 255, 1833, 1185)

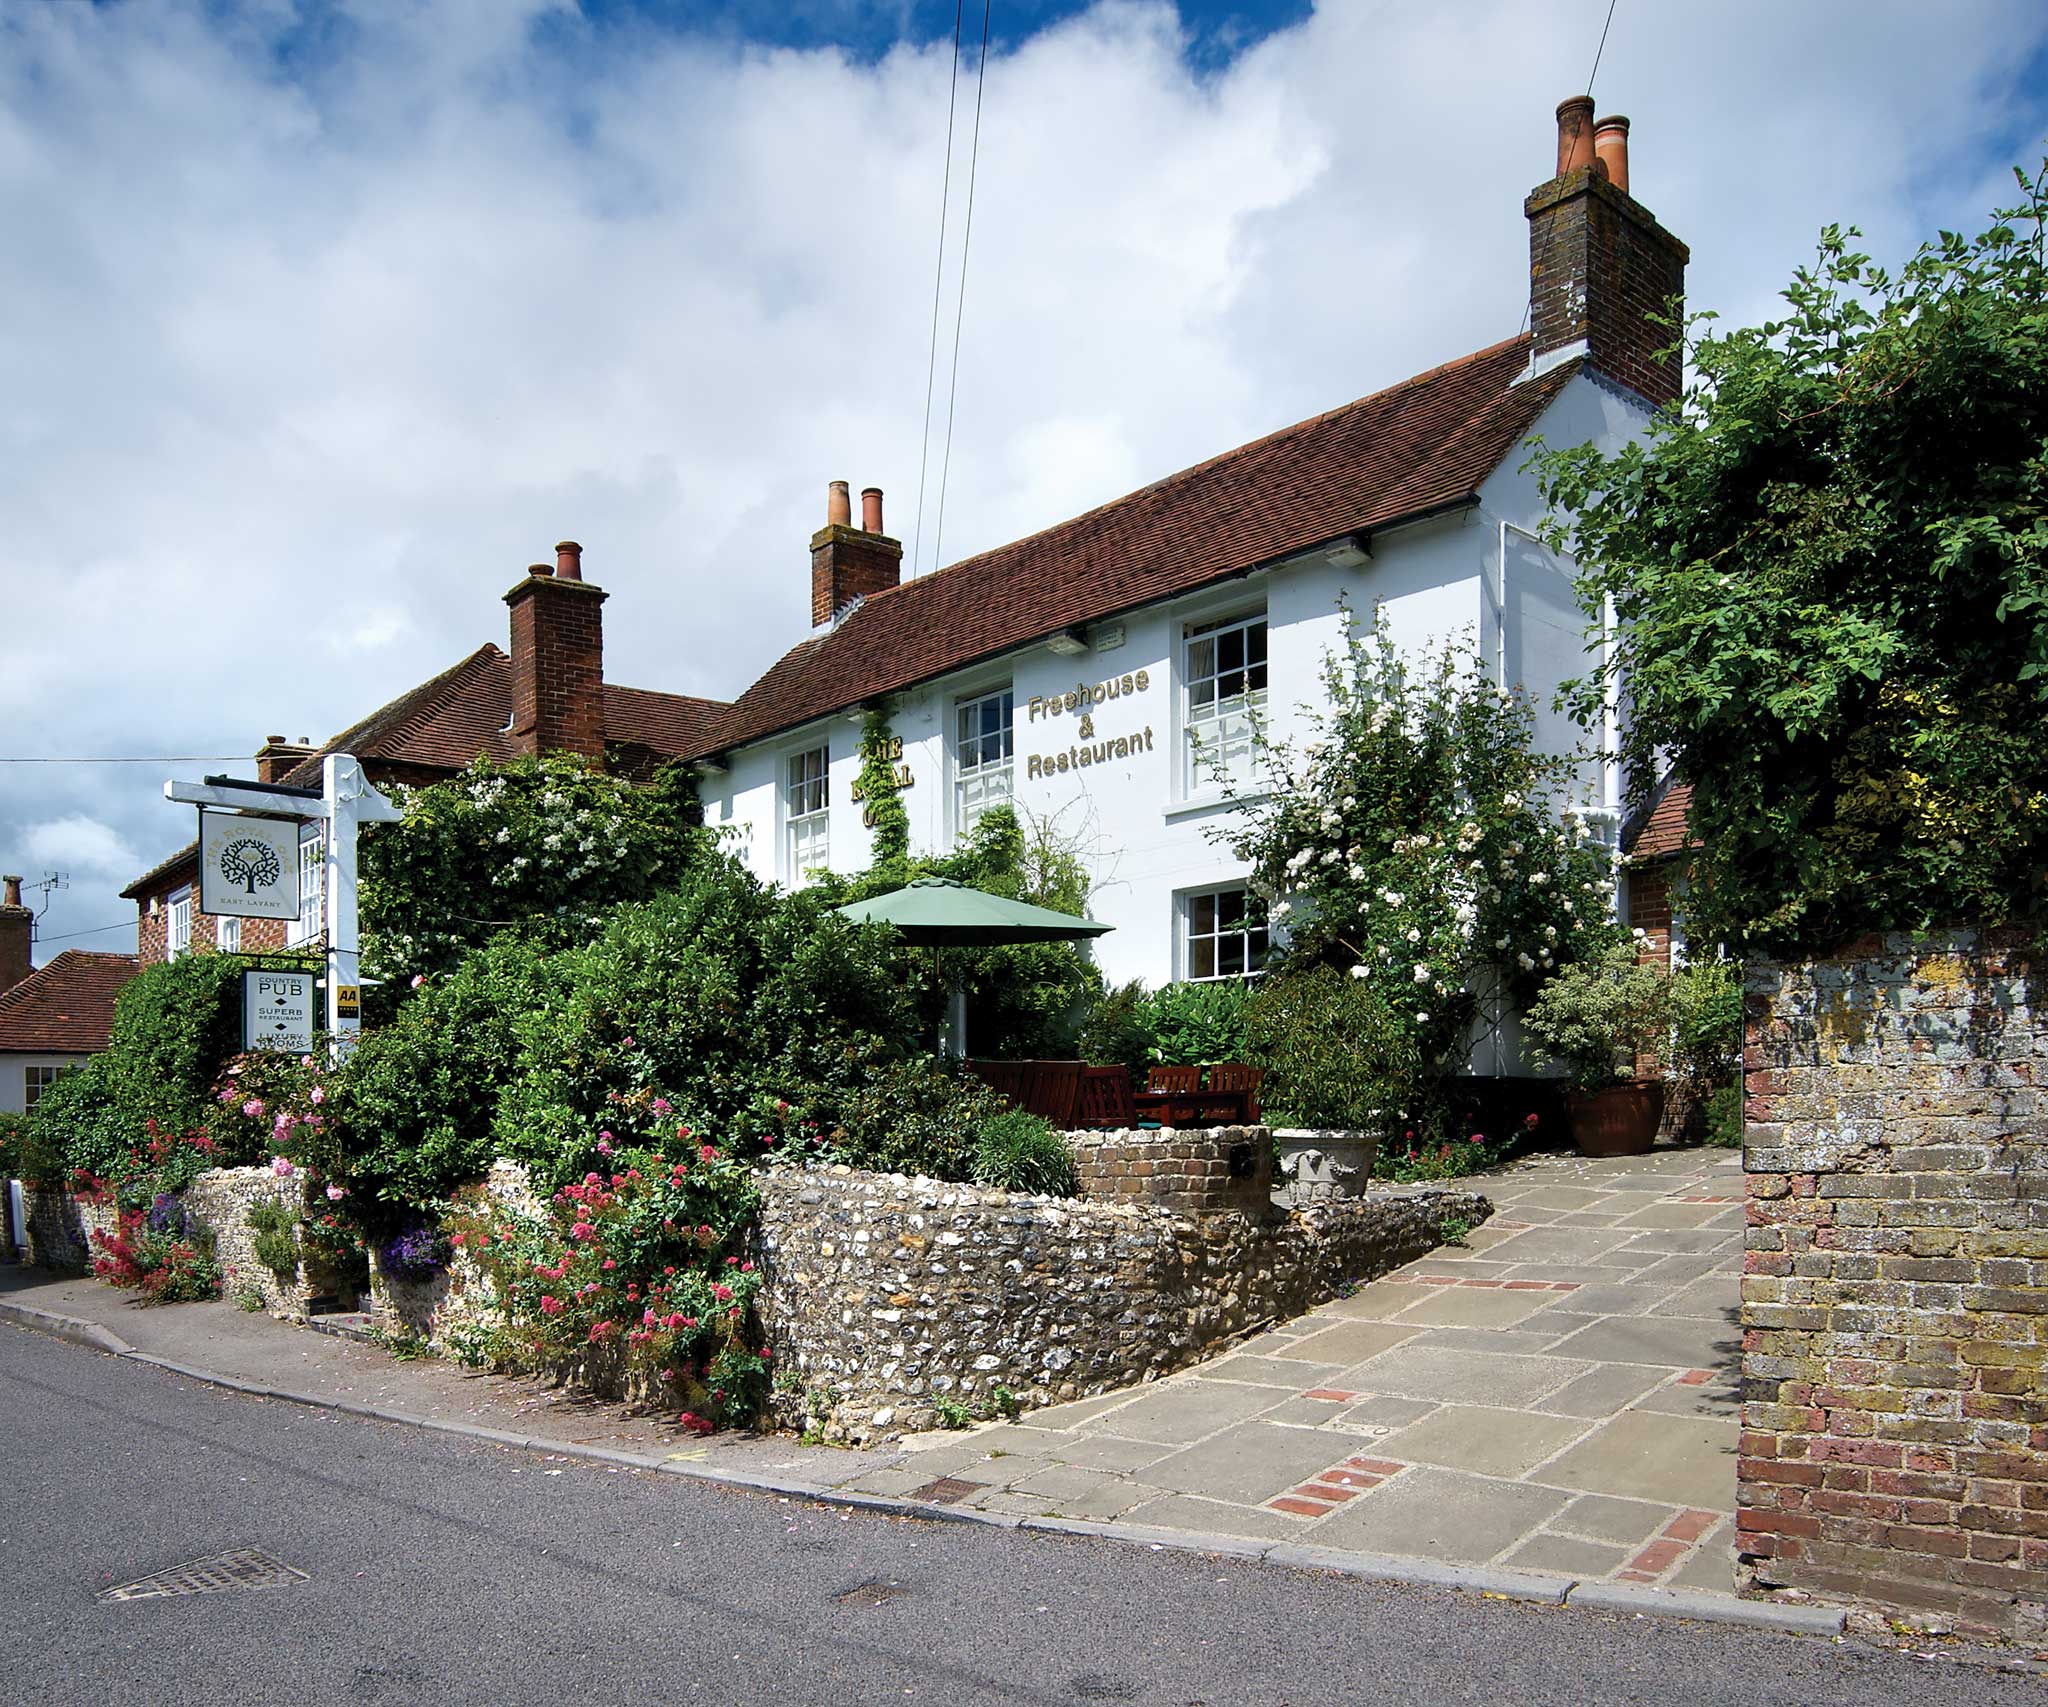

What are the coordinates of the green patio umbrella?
(835, 877, 1112, 1053)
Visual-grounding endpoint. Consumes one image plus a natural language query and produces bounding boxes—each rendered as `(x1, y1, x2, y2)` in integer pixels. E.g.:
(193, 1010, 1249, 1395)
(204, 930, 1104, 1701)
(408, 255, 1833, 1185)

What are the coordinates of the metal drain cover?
(835, 1578, 907, 1607)
(100, 1547, 309, 1602)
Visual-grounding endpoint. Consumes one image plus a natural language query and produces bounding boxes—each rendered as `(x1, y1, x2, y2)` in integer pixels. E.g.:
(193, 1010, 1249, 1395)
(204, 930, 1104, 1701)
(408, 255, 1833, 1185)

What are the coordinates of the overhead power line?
(929, 0, 994, 580)
(36, 919, 136, 943)
(1587, 0, 1619, 97)
(0, 755, 249, 765)
(910, 0, 968, 583)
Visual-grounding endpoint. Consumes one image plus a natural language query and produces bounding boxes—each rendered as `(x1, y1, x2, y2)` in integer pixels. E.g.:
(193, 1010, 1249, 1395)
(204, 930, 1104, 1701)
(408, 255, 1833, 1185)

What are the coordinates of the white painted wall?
(0, 1052, 89, 1115)
(695, 369, 1649, 1006)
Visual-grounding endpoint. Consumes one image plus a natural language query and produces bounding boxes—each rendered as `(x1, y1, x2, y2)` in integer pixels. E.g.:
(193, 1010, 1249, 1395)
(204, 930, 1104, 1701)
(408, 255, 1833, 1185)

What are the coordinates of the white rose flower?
(1517, 952, 1535, 970)
(1406, 926, 1421, 943)
(1350, 964, 1369, 980)
(1415, 1011, 1430, 1024)
(1413, 964, 1431, 984)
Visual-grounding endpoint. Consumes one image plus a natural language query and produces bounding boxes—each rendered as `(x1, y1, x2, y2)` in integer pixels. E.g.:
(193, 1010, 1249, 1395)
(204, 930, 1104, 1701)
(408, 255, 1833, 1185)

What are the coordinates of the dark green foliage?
(1537, 165, 2048, 950)
(972, 1108, 1078, 1197)
(357, 754, 709, 1004)
(1521, 942, 1673, 1091)
(1144, 980, 1254, 1066)
(1243, 964, 1422, 1134)
(820, 1056, 1008, 1183)
(1671, 958, 1745, 1097)
(246, 1200, 301, 1279)
(855, 715, 910, 866)
(0, 1107, 65, 1186)
(1076, 980, 1155, 1071)
(33, 956, 242, 1182)
(1705, 1082, 1745, 1149)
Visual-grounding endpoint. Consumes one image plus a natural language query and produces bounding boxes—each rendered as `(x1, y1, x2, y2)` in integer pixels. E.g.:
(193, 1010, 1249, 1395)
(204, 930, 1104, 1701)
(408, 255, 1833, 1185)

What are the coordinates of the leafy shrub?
(1244, 964, 1423, 1134)
(1145, 980, 1254, 1066)
(210, 1049, 332, 1169)
(1076, 980, 1155, 1072)
(1705, 1082, 1744, 1149)
(0, 1109, 64, 1186)
(246, 1200, 301, 1280)
(972, 1108, 1077, 1197)
(1670, 958, 1744, 1095)
(1522, 943, 1674, 1090)
(821, 1055, 1008, 1182)
(357, 754, 709, 1001)
(377, 1218, 446, 1282)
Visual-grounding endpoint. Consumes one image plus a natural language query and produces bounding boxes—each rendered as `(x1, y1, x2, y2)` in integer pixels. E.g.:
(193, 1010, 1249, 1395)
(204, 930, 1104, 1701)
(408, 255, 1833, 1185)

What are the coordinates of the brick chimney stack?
(505, 541, 608, 761)
(1526, 96, 1688, 407)
(0, 875, 31, 996)
(255, 736, 319, 784)
(811, 481, 903, 628)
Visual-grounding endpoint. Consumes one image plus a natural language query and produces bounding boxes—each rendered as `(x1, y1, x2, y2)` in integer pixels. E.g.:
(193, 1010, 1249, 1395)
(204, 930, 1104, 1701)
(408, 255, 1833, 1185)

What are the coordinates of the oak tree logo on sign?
(220, 838, 282, 895)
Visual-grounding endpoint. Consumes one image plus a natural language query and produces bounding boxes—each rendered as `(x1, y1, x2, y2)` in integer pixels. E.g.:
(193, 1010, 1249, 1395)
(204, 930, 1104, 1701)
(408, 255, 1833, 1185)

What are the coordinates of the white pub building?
(685, 98, 1686, 999)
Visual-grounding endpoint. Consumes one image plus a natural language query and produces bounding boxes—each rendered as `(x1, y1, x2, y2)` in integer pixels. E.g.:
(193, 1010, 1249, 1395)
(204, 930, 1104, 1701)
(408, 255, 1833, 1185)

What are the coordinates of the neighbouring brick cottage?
(0, 877, 139, 1116)
(120, 541, 729, 964)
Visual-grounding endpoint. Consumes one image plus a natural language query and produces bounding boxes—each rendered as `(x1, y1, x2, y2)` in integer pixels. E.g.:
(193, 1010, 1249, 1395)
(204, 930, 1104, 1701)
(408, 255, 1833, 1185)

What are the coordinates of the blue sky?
(6, 0, 2048, 958)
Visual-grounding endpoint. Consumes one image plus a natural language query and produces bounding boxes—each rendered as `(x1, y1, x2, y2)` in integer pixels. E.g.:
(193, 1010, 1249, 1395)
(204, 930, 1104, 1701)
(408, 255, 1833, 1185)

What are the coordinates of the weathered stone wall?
(183, 1167, 315, 1317)
(1068, 1124, 1273, 1217)
(369, 1161, 543, 1350)
(1741, 928, 2048, 1639)
(754, 1164, 1488, 1442)
(23, 1184, 103, 1270)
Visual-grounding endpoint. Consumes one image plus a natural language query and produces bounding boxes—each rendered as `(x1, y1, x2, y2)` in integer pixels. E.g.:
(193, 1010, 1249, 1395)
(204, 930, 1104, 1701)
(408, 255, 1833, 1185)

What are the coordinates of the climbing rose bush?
(444, 1136, 768, 1430)
(1226, 608, 1624, 1073)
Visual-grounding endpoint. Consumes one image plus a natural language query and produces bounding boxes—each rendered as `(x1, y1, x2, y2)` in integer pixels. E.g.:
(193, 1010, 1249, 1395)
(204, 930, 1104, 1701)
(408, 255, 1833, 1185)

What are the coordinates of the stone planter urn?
(1271, 1129, 1380, 1209)
(1565, 1082, 1666, 1158)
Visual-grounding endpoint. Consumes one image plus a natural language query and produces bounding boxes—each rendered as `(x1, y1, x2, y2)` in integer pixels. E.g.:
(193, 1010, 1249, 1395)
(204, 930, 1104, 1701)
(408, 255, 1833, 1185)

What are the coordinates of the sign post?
(166, 752, 402, 1059)
(243, 970, 315, 1053)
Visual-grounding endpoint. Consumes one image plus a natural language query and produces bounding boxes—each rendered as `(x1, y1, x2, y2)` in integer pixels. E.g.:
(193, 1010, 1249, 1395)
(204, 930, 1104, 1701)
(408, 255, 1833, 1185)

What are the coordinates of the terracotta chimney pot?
(1594, 115, 1630, 193)
(861, 487, 884, 534)
(2, 876, 19, 908)
(827, 480, 853, 528)
(1555, 95, 1596, 176)
(528, 562, 554, 578)
(555, 540, 583, 581)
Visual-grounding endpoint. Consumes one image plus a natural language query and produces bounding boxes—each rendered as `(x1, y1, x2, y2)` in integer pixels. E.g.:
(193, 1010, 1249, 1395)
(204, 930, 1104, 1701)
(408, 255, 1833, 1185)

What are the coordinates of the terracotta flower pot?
(1565, 1081, 1666, 1158)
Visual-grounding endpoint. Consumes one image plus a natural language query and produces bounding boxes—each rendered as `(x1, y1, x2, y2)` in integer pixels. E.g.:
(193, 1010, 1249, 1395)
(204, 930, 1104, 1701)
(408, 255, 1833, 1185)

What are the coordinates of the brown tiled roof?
(1626, 781, 1695, 861)
(0, 951, 140, 1054)
(693, 334, 1576, 756)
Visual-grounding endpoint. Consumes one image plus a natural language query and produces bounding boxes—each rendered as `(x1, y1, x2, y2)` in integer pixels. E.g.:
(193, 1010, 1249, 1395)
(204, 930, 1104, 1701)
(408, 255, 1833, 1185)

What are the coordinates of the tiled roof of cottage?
(1625, 781, 1695, 861)
(0, 951, 140, 1054)
(692, 333, 1577, 756)
(122, 647, 728, 899)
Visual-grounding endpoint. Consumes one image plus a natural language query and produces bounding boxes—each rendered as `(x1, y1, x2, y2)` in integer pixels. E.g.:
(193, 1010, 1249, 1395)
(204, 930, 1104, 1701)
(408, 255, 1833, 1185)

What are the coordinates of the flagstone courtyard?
(839, 1145, 1746, 1595)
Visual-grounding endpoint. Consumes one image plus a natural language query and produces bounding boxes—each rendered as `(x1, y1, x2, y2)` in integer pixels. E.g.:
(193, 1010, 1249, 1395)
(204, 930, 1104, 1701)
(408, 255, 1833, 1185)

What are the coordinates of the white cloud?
(22, 815, 140, 877)
(1, 0, 2043, 957)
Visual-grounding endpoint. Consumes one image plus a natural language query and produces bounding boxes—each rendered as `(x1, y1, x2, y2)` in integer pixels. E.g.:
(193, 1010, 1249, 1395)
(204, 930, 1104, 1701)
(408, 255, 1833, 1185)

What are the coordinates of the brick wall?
(1068, 1124, 1274, 1217)
(1740, 929, 2048, 1639)
(1526, 163, 1688, 408)
(505, 572, 608, 760)
(809, 523, 902, 626)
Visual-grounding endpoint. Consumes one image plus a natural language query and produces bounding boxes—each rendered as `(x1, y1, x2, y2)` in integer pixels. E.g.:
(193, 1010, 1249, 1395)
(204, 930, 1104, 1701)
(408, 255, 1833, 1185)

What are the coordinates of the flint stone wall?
(754, 1163, 1488, 1443)
(1067, 1124, 1272, 1217)
(1741, 928, 2048, 1639)
(370, 1160, 543, 1349)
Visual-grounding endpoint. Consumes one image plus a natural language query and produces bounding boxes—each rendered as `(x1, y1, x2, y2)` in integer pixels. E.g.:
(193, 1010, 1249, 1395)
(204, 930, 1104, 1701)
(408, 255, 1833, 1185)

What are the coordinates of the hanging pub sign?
(198, 808, 302, 921)
(243, 970, 315, 1054)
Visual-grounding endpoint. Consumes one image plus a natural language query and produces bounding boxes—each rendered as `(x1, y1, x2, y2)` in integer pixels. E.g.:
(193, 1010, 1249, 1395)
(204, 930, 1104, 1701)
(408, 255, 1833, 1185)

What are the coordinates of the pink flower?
(325, 1183, 348, 1201)
(699, 1144, 716, 1162)
(309, 1086, 326, 1106)
(568, 1223, 596, 1242)
(410, 973, 425, 989)
(450, 1233, 467, 1248)
(652, 1098, 671, 1115)
(621, 1035, 635, 1047)
(270, 1156, 295, 1178)
(602, 1258, 617, 1270)
(242, 1099, 265, 1119)
(539, 1294, 562, 1316)
(711, 1284, 733, 1303)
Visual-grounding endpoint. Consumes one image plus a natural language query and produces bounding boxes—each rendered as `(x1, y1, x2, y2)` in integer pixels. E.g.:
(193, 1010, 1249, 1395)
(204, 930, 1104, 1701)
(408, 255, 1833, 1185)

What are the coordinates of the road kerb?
(1565, 1580, 1847, 1634)
(1264, 1542, 1573, 1605)
(0, 1298, 135, 1358)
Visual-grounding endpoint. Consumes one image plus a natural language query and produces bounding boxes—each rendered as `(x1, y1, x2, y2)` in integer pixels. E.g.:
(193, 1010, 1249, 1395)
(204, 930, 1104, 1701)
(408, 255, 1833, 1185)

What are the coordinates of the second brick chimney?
(505, 541, 608, 762)
(0, 875, 32, 997)
(255, 736, 319, 784)
(811, 481, 902, 627)
(1526, 95, 1689, 407)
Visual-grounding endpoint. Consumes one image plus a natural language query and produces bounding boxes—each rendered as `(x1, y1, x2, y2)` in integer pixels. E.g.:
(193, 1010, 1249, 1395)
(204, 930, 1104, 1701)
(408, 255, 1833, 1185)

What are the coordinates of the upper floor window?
(1182, 883, 1268, 982)
(166, 887, 192, 960)
(955, 688, 1014, 834)
(785, 745, 829, 881)
(1184, 609, 1267, 792)
(216, 914, 241, 954)
(288, 830, 324, 946)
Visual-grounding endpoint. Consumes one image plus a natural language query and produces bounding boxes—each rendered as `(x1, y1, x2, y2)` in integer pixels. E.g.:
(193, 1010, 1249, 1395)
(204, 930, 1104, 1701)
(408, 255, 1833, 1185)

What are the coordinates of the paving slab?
(1310, 1466, 1572, 1563)
(1282, 1318, 1424, 1365)
(1537, 1410, 1740, 1510)
(1502, 1533, 1634, 1576)
(1334, 1394, 1440, 1431)
(1332, 1343, 1590, 1407)
(1315, 1284, 1431, 1322)
(1670, 1528, 1739, 1593)
(1142, 1420, 1361, 1504)
(1200, 1354, 1346, 1389)
(1117, 1492, 1301, 1541)
(1647, 1276, 1742, 1321)
(1548, 1492, 1683, 1547)
(1531, 1363, 1675, 1418)
(1047, 1432, 1176, 1473)
(1545, 1312, 1738, 1370)
(1091, 1379, 1282, 1446)
(1387, 1286, 1559, 1329)
(1007, 1463, 1161, 1517)
(1374, 1405, 1594, 1478)
(1015, 1391, 1134, 1430)
(1474, 1227, 1643, 1265)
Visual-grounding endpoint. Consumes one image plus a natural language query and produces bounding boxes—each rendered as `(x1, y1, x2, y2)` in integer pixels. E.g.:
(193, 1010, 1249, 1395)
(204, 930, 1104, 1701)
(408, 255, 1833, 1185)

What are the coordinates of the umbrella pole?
(932, 944, 966, 1060)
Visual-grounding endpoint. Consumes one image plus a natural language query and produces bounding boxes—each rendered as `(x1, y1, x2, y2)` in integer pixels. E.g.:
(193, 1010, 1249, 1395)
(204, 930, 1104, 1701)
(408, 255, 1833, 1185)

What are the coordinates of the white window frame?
(783, 743, 830, 884)
(952, 686, 1014, 838)
(1180, 606, 1268, 798)
(1179, 882, 1269, 983)
(24, 1064, 73, 1109)
(166, 886, 192, 961)
(215, 914, 241, 953)
(288, 828, 324, 946)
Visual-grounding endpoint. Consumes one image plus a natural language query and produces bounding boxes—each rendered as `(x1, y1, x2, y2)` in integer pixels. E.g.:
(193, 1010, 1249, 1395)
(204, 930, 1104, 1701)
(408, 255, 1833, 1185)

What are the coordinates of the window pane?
(1191, 892, 1216, 935)
(1247, 621, 1267, 665)
(1189, 939, 1215, 980)
(1218, 936, 1245, 977)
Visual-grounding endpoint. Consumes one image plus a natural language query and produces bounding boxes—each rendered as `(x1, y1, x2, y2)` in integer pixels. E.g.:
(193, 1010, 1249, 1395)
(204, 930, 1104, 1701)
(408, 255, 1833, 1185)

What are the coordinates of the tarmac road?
(0, 1324, 2036, 1707)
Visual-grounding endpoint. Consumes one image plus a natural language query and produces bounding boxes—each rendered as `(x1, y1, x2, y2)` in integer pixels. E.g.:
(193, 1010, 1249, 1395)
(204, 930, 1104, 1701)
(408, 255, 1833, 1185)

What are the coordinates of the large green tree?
(1537, 165, 2048, 951)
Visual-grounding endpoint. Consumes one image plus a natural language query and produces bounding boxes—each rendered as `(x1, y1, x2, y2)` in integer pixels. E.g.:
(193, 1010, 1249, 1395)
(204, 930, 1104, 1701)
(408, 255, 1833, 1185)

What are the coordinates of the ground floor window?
(216, 914, 241, 953)
(24, 1063, 75, 1109)
(1181, 884, 1269, 981)
(167, 887, 192, 960)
